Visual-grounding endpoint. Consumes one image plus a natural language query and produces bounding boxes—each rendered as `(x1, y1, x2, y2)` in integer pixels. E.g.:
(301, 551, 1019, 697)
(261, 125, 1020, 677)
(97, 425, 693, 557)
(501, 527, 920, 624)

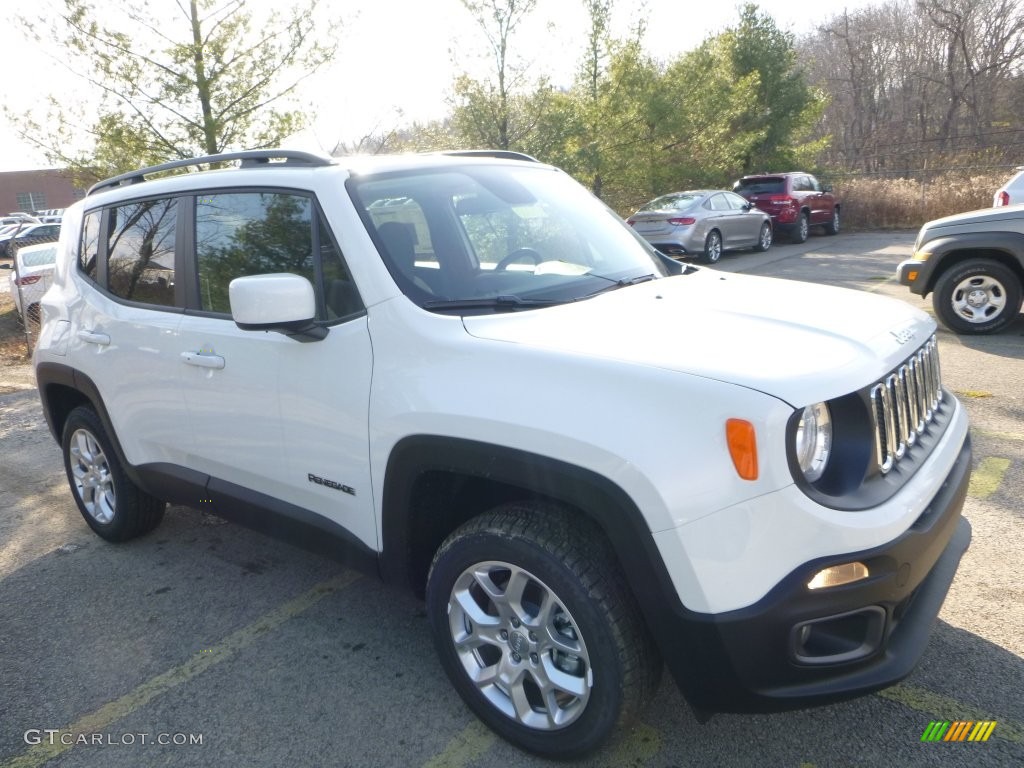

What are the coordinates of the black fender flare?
(914, 231, 1024, 295)
(379, 435, 695, 674)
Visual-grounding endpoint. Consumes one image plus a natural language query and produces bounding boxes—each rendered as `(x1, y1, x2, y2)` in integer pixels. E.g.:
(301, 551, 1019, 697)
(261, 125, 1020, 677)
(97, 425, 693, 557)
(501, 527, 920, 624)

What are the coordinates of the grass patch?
(0, 291, 33, 365)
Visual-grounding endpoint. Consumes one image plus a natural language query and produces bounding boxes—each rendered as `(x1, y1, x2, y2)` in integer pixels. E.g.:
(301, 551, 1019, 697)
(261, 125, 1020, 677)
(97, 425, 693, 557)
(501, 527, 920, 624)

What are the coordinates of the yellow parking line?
(866, 276, 896, 293)
(422, 721, 494, 768)
(974, 428, 1024, 442)
(594, 722, 661, 767)
(876, 683, 1023, 743)
(0, 572, 360, 768)
(968, 457, 1011, 499)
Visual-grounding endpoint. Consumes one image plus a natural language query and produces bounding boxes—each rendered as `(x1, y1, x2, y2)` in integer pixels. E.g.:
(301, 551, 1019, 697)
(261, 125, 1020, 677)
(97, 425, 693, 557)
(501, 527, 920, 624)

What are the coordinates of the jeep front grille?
(870, 336, 942, 474)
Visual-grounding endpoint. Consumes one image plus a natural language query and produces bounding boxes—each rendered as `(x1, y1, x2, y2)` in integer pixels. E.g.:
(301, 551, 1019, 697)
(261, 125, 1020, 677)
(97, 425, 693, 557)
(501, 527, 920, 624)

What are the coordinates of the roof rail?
(87, 149, 334, 196)
(442, 149, 539, 163)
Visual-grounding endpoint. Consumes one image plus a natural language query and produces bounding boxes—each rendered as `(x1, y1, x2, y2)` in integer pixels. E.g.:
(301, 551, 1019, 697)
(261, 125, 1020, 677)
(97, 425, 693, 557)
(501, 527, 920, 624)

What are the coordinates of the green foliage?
(723, 3, 823, 173)
(452, 1, 827, 214)
(12, 0, 337, 182)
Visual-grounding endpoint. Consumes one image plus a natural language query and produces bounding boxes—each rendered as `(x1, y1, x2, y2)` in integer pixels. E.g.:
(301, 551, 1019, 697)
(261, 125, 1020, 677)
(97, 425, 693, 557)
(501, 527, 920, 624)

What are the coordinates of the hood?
(462, 269, 935, 406)
(923, 204, 1024, 231)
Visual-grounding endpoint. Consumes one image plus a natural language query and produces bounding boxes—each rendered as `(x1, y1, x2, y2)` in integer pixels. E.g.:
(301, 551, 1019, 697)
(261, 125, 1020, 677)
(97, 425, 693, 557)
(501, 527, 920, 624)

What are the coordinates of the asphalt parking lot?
(0, 231, 1021, 767)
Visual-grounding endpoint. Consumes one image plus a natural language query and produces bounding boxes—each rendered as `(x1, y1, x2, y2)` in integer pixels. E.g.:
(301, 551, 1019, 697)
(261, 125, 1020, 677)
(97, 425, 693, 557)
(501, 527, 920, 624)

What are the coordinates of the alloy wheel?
(447, 560, 592, 731)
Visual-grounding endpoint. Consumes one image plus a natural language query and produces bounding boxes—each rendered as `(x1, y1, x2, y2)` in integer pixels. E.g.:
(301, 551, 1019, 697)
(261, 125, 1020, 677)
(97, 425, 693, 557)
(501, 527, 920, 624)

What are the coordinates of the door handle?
(180, 351, 225, 370)
(77, 330, 110, 346)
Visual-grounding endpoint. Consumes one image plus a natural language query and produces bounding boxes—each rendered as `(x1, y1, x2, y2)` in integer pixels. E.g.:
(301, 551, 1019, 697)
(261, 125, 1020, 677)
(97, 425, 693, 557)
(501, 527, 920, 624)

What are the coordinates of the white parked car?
(34, 149, 972, 759)
(10, 241, 58, 322)
(993, 166, 1024, 207)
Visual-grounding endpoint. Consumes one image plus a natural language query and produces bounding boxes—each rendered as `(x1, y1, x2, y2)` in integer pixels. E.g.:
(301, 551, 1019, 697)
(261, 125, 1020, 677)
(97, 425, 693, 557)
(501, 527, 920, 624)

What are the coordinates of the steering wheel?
(494, 248, 542, 271)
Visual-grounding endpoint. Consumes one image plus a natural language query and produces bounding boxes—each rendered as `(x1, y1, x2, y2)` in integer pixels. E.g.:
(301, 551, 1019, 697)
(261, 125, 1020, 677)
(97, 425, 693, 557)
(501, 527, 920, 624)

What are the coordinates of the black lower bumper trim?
(662, 433, 972, 714)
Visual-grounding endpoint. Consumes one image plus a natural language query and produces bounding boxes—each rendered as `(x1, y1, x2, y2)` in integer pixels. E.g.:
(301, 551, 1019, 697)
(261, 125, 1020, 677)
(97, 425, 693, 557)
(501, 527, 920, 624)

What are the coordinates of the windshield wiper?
(577, 273, 657, 300)
(422, 295, 563, 312)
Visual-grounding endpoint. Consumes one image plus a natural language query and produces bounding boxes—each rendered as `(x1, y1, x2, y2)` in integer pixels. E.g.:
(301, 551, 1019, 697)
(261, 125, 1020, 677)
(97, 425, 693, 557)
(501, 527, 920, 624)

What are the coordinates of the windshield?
(348, 164, 668, 312)
(638, 193, 704, 212)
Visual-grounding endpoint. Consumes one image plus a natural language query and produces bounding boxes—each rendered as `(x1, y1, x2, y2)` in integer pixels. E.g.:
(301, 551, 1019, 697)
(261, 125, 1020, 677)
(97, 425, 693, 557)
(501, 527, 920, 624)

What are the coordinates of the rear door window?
(106, 197, 177, 306)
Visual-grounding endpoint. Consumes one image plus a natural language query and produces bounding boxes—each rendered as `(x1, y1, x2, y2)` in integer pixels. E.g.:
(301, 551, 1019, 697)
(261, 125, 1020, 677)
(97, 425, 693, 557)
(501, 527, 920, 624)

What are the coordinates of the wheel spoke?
(452, 583, 502, 630)
(541, 655, 590, 698)
(502, 567, 532, 618)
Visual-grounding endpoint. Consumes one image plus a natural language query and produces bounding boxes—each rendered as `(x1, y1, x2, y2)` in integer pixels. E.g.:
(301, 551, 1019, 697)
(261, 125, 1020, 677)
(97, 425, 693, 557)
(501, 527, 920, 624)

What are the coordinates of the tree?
(451, 0, 540, 150)
(722, 4, 824, 173)
(11, 0, 337, 180)
(798, 0, 1024, 173)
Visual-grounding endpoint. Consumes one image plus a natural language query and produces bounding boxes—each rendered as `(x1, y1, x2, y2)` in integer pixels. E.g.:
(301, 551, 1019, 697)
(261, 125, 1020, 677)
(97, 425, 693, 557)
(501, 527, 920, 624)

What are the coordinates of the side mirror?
(229, 273, 327, 342)
(822, 183, 833, 193)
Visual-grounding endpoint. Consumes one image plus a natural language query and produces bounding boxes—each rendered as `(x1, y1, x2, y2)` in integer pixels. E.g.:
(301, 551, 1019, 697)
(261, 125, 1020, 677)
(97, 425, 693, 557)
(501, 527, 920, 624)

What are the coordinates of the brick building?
(0, 169, 85, 214)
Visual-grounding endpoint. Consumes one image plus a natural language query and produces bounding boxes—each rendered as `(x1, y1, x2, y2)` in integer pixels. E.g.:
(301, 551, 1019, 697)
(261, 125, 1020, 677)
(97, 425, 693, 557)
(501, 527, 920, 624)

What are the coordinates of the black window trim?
(75, 194, 187, 315)
(76, 185, 365, 326)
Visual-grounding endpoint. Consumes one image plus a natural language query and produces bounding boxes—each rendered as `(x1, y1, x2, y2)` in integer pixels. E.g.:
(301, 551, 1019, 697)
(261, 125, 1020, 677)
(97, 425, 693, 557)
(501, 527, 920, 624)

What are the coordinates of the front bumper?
(897, 258, 933, 295)
(661, 433, 972, 714)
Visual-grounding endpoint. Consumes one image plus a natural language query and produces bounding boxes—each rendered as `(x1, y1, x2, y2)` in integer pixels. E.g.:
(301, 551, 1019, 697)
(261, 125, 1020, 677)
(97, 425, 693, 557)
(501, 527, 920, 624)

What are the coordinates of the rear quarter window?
(79, 210, 101, 281)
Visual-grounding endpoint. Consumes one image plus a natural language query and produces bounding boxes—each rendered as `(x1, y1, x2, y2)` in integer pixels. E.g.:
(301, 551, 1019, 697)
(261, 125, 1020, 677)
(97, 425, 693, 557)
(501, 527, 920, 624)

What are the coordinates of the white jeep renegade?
(34, 150, 972, 758)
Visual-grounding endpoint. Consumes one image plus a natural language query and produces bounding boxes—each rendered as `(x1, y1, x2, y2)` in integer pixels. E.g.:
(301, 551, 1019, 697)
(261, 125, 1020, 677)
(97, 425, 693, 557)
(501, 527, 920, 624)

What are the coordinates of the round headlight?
(795, 402, 832, 482)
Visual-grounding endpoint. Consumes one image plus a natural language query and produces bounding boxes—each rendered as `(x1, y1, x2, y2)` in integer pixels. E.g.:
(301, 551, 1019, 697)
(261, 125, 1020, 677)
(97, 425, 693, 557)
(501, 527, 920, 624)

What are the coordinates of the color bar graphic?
(921, 721, 997, 742)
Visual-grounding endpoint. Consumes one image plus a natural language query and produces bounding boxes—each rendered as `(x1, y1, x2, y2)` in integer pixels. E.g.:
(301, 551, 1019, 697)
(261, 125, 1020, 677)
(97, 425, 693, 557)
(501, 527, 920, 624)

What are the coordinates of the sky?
(0, 0, 882, 172)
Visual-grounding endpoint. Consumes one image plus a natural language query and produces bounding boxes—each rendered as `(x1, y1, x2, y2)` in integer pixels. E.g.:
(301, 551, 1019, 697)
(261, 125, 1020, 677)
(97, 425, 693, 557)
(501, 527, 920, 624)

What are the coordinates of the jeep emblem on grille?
(890, 326, 917, 345)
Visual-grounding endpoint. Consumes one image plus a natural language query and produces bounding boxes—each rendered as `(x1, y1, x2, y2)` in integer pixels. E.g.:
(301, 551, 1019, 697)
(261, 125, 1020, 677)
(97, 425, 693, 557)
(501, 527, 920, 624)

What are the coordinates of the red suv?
(734, 172, 840, 243)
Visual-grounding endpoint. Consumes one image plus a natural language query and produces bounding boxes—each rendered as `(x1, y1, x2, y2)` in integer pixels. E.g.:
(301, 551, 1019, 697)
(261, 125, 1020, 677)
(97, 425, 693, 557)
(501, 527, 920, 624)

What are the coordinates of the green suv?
(898, 206, 1024, 334)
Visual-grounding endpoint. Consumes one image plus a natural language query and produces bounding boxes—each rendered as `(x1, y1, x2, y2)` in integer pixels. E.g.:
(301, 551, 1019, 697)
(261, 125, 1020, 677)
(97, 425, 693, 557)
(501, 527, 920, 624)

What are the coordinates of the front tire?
(61, 406, 165, 541)
(932, 259, 1022, 334)
(426, 502, 661, 759)
(701, 230, 723, 264)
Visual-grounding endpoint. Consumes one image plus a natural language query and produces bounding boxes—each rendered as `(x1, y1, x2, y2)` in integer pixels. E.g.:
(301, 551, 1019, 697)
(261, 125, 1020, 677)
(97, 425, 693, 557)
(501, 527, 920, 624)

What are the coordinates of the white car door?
(69, 200, 190, 468)
(174, 190, 377, 549)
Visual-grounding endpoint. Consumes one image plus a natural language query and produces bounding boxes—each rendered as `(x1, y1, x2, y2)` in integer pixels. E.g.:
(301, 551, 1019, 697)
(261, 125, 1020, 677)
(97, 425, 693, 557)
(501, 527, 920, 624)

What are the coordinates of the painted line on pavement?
(422, 721, 494, 768)
(974, 428, 1024, 442)
(968, 457, 1011, 499)
(421, 718, 661, 768)
(0, 572, 360, 768)
(876, 683, 1022, 744)
(594, 722, 661, 767)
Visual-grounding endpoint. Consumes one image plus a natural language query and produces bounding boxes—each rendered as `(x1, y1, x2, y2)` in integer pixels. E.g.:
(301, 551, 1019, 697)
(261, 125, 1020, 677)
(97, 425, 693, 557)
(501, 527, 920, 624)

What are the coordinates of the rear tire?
(824, 207, 840, 236)
(701, 230, 723, 264)
(61, 406, 165, 541)
(932, 258, 1022, 334)
(755, 222, 772, 252)
(426, 502, 661, 759)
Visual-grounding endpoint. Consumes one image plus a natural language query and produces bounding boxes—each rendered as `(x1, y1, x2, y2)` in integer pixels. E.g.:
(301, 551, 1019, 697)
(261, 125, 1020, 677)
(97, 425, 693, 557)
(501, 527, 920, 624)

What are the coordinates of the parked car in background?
(897, 205, 1024, 334)
(993, 166, 1024, 207)
(0, 222, 61, 258)
(9, 241, 58, 323)
(734, 172, 840, 243)
(1, 214, 41, 228)
(626, 190, 772, 263)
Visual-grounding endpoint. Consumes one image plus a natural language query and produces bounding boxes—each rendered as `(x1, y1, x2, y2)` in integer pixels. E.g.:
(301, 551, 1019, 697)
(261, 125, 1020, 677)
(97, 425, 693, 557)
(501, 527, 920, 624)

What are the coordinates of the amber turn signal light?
(726, 419, 758, 480)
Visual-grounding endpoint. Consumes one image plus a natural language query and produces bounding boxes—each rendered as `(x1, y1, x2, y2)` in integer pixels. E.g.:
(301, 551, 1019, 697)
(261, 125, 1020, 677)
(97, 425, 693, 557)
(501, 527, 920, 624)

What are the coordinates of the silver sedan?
(627, 190, 773, 264)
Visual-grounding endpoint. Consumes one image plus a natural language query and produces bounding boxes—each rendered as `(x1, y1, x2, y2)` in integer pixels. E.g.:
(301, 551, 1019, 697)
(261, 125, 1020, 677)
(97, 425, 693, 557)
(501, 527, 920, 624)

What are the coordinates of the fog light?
(807, 562, 869, 590)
